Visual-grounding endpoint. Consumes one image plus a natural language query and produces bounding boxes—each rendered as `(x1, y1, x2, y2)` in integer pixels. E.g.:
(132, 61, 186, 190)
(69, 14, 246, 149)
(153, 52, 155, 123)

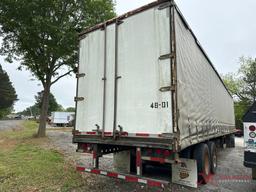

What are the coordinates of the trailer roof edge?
(79, 0, 170, 37)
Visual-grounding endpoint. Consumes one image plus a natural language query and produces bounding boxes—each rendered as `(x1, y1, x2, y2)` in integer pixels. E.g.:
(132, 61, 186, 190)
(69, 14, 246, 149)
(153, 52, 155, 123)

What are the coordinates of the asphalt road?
(0, 120, 23, 131)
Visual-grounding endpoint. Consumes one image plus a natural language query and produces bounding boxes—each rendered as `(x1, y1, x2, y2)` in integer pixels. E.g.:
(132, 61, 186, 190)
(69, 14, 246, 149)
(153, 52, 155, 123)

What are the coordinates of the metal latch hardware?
(159, 86, 175, 92)
(159, 53, 175, 60)
(74, 97, 85, 102)
(76, 73, 85, 78)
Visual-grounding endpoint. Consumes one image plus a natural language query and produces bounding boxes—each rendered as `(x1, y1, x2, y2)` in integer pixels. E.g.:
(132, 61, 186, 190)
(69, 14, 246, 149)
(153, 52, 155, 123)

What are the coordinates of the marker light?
(249, 125, 256, 132)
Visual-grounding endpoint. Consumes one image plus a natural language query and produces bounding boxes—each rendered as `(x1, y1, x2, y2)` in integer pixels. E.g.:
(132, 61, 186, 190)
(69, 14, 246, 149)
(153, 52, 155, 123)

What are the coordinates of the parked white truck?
(73, 0, 235, 188)
(51, 112, 74, 127)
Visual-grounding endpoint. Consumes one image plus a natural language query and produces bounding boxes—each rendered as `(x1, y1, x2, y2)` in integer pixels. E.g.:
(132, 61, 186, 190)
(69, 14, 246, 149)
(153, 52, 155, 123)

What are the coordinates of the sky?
(1, 0, 256, 112)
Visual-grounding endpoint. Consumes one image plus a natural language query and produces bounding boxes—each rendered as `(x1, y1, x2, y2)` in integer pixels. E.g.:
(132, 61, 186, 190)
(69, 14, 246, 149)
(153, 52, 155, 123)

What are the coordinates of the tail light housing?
(249, 125, 256, 132)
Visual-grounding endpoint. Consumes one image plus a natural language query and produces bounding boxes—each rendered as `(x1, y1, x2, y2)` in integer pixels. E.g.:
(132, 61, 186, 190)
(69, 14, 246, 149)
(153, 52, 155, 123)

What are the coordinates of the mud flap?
(172, 158, 198, 188)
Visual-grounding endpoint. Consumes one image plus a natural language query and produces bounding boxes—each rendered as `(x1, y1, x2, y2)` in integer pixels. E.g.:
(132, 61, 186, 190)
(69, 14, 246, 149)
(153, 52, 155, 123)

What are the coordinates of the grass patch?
(0, 120, 86, 192)
(47, 127, 73, 132)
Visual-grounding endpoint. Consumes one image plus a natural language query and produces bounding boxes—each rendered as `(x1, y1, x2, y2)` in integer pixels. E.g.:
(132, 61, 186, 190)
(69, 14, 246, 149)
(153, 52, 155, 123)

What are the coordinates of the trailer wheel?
(252, 168, 256, 180)
(207, 141, 217, 174)
(180, 146, 192, 159)
(226, 134, 235, 148)
(193, 143, 210, 184)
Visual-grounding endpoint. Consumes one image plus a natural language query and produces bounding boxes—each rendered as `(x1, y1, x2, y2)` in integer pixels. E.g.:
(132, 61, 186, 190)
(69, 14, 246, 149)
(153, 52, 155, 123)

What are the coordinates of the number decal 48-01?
(150, 102, 169, 109)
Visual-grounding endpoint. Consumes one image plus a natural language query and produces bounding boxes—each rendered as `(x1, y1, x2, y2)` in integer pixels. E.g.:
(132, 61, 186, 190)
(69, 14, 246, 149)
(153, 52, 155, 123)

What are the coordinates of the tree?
(18, 104, 40, 117)
(19, 92, 63, 116)
(66, 107, 75, 112)
(0, 64, 17, 119)
(222, 57, 256, 129)
(0, 0, 116, 137)
(35, 91, 63, 115)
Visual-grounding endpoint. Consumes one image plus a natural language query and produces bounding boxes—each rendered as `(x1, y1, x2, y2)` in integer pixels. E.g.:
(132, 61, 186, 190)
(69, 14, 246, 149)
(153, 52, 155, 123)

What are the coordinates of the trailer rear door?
(116, 7, 172, 135)
(76, 5, 173, 136)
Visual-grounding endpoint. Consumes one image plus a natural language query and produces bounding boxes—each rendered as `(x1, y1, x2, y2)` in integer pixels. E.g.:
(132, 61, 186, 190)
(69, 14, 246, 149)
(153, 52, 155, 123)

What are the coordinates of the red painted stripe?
(92, 151, 97, 159)
(86, 132, 97, 135)
(147, 180, 163, 187)
(91, 169, 101, 174)
(163, 150, 172, 157)
(76, 167, 85, 171)
(150, 157, 165, 163)
(107, 172, 118, 178)
(104, 132, 113, 136)
(136, 148, 141, 167)
(77, 131, 163, 138)
(121, 132, 128, 136)
(125, 176, 138, 182)
(77, 166, 167, 188)
(136, 133, 150, 137)
(155, 149, 162, 154)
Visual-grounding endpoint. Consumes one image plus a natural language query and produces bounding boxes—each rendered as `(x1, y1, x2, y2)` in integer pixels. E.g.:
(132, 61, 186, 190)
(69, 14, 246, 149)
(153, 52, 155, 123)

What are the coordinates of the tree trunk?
(37, 78, 51, 137)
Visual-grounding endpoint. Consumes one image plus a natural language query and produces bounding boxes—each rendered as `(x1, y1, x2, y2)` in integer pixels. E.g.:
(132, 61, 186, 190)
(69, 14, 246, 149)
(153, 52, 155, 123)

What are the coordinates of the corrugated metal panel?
(174, 9, 235, 149)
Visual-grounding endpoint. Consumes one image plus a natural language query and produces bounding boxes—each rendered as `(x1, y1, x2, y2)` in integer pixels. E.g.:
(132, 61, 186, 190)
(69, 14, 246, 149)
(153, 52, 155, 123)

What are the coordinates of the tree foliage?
(19, 104, 40, 117)
(65, 107, 75, 112)
(0, 64, 17, 118)
(35, 91, 63, 114)
(19, 92, 63, 116)
(222, 57, 256, 128)
(0, 0, 116, 136)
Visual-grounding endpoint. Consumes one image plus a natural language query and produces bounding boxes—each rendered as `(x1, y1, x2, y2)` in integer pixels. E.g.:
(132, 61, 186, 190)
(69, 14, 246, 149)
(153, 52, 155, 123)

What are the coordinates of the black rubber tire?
(252, 168, 256, 180)
(207, 141, 217, 174)
(180, 146, 192, 159)
(130, 151, 136, 173)
(193, 143, 210, 184)
(226, 134, 235, 148)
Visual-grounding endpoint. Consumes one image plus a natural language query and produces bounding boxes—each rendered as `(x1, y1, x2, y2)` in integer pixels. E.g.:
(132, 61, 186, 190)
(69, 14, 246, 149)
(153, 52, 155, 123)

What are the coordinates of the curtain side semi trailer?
(73, 0, 235, 188)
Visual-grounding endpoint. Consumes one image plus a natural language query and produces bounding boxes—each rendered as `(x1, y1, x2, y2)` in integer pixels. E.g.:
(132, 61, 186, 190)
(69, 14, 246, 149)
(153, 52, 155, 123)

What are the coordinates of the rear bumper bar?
(76, 166, 169, 188)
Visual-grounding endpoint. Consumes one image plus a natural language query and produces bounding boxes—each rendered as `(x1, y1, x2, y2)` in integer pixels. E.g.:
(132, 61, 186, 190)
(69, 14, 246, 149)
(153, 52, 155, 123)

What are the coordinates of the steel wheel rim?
(204, 151, 210, 175)
(213, 149, 217, 169)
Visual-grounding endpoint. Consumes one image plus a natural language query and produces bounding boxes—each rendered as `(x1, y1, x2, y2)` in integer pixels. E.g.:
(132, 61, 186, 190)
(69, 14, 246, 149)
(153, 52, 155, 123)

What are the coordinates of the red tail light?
(249, 125, 256, 132)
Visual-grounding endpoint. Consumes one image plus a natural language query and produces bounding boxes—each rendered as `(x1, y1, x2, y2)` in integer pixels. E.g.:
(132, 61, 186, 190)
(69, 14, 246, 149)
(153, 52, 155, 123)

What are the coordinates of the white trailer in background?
(73, 0, 235, 188)
(51, 112, 74, 127)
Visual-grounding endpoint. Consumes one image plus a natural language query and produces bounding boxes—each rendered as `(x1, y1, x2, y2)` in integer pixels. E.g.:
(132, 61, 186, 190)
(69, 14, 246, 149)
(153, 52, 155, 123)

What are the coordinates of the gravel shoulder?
(47, 128, 256, 192)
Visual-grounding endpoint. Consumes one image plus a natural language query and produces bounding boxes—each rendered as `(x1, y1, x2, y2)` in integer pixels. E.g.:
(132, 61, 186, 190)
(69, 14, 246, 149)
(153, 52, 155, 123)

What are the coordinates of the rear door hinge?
(76, 73, 85, 78)
(159, 86, 175, 92)
(74, 97, 85, 102)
